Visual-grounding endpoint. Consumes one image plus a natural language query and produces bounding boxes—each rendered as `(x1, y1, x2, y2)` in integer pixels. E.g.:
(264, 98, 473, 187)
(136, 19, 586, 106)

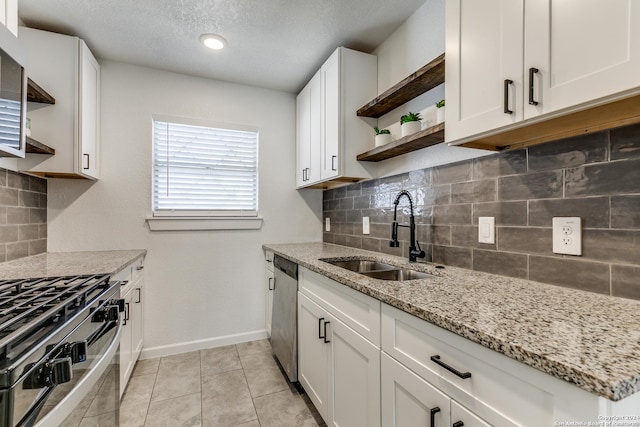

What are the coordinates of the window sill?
(146, 216, 264, 231)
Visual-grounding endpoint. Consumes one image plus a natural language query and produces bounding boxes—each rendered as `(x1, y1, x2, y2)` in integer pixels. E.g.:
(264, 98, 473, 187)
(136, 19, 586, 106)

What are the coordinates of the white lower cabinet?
(451, 400, 491, 427)
(298, 268, 380, 427)
(265, 250, 274, 336)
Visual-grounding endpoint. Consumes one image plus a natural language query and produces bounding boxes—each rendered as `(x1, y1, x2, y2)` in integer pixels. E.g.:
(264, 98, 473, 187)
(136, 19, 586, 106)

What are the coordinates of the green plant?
(436, 99, 445, 108)
(400, 112, 422, 124)
(374, 127, 391, 135)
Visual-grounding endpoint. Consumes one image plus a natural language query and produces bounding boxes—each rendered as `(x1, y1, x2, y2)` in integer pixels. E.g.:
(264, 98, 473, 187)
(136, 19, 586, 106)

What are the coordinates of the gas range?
(0, 274, 122, 426)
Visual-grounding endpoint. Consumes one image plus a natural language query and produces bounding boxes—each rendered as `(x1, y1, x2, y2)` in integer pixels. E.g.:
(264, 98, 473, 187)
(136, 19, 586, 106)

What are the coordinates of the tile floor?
(120, 339, 326, 427)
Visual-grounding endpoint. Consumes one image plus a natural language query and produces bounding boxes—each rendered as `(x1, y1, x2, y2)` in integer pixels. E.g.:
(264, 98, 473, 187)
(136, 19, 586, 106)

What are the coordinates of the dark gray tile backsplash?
(0, 169, 47, 262)
(323, 123, 640, 300)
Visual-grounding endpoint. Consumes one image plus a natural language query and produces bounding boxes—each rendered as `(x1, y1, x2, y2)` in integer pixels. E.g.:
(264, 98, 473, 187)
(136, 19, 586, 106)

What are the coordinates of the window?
(152, 116, 259, 218)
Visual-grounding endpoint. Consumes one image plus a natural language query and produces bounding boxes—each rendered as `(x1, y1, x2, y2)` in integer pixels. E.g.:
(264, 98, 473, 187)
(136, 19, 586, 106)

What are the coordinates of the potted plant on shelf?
(436, 99, 445, 124)
(374, 127, 392, 147)
(400, 112, 422, 137)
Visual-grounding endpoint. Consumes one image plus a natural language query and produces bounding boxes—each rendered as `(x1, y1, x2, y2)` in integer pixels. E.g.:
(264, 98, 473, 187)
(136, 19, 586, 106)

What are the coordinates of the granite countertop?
(0, 250, 147, 280)
(264, 242, 640, 402)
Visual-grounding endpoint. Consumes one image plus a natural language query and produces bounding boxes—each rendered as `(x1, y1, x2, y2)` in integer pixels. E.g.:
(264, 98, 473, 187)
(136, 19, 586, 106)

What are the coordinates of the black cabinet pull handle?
(83, 153, 90, 170)
(323, 320, 330, 343)
(268, 277, 274, 291)
(529, 67, 539, 106)
(430, 407, 440, 427)
(123, 302, 130, 325)
(503, 79, 513, 114)
(331, 155, 337, 171)
(453, 422, 464, 427)
(318, 317, 325, 339)
(430, 355, 472, 379)
(135, 266, 144, 271)
(135, 288, 141, 304)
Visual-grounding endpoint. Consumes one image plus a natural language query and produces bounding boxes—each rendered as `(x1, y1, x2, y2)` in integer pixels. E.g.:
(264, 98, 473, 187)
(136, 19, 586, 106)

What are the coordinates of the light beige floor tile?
(240, 351, 289, 397)
(151, 351, 201, 401)
(253, 389, 318, 427)
(120, 374, 156, 426)
(159, 351, 201, 372)
(201, 345, 241, 376)
(78, 410, 118, 426)
(132, 358, 161, 377)
(145, 392, 202, 427)
(201, 369, 257, 426)
(231, 421, 260, 427)
(236, 339, 271, 356)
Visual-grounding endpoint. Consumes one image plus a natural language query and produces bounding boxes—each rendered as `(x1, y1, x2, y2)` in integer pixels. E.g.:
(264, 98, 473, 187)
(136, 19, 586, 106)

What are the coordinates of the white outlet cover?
(478, 217, 495, 244)
(325, 217, 330, 232)
(552, 217, 582, 255)
(362, 217, 370, 235)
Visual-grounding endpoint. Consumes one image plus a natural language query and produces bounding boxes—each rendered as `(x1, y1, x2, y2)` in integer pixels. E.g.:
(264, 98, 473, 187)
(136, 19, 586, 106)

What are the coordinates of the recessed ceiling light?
(200, 33, 227, 50)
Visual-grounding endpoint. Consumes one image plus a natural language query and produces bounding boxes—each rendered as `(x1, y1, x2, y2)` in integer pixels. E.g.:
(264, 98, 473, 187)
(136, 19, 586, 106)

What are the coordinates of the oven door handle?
(29, 316, 122, 427)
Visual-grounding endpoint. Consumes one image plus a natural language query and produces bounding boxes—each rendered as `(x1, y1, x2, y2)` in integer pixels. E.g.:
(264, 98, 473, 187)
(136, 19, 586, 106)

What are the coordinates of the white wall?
(373, 0, 490, 177)
(47, 61, 322, 356)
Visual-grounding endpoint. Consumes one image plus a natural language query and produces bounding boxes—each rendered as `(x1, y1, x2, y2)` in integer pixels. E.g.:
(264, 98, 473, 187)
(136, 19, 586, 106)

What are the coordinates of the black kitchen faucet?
(390, 190, 426, 262)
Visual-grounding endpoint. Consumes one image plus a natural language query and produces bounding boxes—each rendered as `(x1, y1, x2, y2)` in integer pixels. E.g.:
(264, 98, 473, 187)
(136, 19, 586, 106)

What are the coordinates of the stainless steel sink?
(323, 259, 396, 273)
(322, 258, 433, 281)
(361, 269, 433, 281)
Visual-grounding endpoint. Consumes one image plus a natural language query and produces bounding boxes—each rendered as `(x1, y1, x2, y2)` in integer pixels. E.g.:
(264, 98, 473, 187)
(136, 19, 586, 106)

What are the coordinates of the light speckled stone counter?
(264, 242, 640, 401)
(0, 250, 146, 280)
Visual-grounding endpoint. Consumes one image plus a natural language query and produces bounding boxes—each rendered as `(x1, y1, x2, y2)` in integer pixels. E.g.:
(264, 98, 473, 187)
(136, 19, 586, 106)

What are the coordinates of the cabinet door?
(296, 82, 311, 188)
(265, 266, 274, 336)
(119, 286, 134, 397)
(381, 353, 451, 427)
(525, 0, 640, 119)
(321, 49, 340, 180)
(298, 292, 330, 422)
(451, 401, 491, 427)
(78, 40, 100, 179)
(445, 0, 524, 143)
(328, 315, 380, 427)
(131, 284, 144, 361)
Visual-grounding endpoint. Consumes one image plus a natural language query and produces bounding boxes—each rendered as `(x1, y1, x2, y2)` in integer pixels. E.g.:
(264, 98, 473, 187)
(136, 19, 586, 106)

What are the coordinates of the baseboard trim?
(139, 329, 269, 359)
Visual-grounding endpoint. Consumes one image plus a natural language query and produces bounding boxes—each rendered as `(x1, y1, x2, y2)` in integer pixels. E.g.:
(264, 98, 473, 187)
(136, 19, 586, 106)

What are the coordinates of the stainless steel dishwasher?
(270, 255, 298, 383)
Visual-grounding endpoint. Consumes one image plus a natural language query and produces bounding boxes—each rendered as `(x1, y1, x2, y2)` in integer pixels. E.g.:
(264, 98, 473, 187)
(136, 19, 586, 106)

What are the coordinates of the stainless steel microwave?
(0, 23, 26, 157)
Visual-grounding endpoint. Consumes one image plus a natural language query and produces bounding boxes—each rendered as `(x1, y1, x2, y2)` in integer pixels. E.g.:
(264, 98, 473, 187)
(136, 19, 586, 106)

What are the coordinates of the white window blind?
(152, 118, 259, 216)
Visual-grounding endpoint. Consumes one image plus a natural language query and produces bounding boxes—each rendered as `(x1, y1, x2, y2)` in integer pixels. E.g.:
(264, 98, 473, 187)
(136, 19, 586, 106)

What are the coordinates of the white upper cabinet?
(296, 47, 376, 189)
(0, 0, 17, 36)
(446, 0, 640, 145)
(17, 27, 100, 179)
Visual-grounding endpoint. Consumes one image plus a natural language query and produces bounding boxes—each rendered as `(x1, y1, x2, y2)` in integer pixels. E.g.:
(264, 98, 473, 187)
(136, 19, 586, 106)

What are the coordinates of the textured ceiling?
(18, 0, 426, 93)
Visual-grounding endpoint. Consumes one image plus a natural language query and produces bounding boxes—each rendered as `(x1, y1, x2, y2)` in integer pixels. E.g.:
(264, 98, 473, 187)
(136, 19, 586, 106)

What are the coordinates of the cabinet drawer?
(299, 267, 380, 346)
(452, 400, 491, 427)
(382, 304, 549, 427)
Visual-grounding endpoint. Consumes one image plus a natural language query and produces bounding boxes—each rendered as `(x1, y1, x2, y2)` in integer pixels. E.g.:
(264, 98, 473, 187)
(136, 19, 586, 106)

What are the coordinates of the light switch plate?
(552, 217, 581, 255)
(325, 217, 330, 232)
(362, 217, 370, 235)
(478, 217, 495, 244)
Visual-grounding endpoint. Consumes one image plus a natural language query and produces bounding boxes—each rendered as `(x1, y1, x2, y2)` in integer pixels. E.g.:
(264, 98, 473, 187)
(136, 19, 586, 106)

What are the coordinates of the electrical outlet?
(478, 217, 495, 244)
(325, 217, 330, 232)
(552, 217, 581, 255)
(362, 217, 370, 235)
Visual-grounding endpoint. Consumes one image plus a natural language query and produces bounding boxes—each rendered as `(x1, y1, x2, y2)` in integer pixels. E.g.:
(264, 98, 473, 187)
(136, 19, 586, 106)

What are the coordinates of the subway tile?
(472, 201, 527, 226)
(0, 225, 19, 243)
(0, 207, 6, 225)
(6, 241, 29, 261)
(430, 185, 452, 205)
(379, 241, 404, 257)
(39, 224, 47, 239)
(361, 178, 380, 195)
(472, 250, 528, 279)
(451, 179, 496, 204)
(565, 159, 640, 196)
(39, 194, 46, 208)
(362, 237, 382, 252)
(333, 234, 347, 246)
(498, 170, 563, 201)
(432, 226, 451, 245)
(344, 235, 362, 249)
(529, 256, 609, 294)
(19, 224, 39, 241)
(0, 187, 18, 206)
(323, 232, 335, 244)
(582, 230, 640, 265)
(403, 169, 432, 189)
(371, 192, 391, 208)
(29, 208, 47, 224)
(370, 223, 390, 239)
(327, 210, 346, 223)
(29, 239, 47, 256)
(333, 186, 347, 199)
(353, 195, 370, 209)
(338, 197, 353, 210)
(345, 183, 362, 197)
(433, 245, 472, 269)
(498, 227, 552, 255)
(0, 170, 6, 187)
(472, 150, 527, 179)
(345, 209, 361, 222)
(29, 176, 47, 194)
(7, 171, 30, 189)
(0, 245, 6, 263)
(433, 204, 472, 225)
(611, 195, 640, 229)
(528, 197, 609, 228)
(528, 132, 607, 171)
(323, 189, 335, 201)
(378, 175, 404, 193)
(362, 207, 393, 224)
(611, 122, 640, 161)
(416, 224, 433, 245)
(611, 264, 640, 300)
(7, 207, 29, 224)
(323, 199, 338, 211)
(451, 225, 496, 250)
(433, 161, 472, 185)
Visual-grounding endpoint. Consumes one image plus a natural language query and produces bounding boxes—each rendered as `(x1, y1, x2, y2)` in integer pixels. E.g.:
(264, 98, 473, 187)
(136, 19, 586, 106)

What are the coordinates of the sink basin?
(323, 259, 396, 273)
(361, 269, 433, 281)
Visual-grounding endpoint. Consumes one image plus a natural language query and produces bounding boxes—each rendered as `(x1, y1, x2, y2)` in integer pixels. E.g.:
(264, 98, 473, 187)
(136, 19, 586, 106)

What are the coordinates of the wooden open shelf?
(357, 53, 445, 118)
(458, 93, 640, 151)
(357, 122, 445, 162)
(27, 78, 55, 104)
(26, 136, 55, 155)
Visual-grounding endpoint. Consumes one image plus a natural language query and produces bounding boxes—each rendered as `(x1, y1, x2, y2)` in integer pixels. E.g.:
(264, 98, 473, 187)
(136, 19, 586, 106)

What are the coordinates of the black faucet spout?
(390, 191, 426, 262)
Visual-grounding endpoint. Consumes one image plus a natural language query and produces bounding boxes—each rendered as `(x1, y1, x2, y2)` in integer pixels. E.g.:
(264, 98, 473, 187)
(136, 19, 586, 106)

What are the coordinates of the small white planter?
(375, 133, 392, 147)
(401, 121, 422, 137)
(436, 106, 445, 124)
